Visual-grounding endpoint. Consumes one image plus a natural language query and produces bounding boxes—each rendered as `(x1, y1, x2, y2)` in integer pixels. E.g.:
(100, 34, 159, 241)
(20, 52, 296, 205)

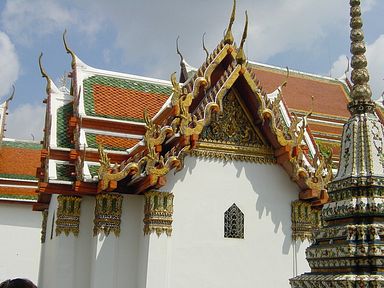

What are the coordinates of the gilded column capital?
(93, 193, 123, 237)
(41, 209, 49, 243)
(143, 191, 174, 237)
(56, 195, 82, 237)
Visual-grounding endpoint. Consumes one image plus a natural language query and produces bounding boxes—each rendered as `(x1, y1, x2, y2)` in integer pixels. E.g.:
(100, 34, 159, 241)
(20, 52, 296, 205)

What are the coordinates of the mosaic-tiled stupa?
(290, 0, 384, 287)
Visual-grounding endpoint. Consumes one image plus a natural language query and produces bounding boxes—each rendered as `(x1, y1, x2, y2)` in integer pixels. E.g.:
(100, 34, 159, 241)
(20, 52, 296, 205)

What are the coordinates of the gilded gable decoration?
(56, 195, 82, 236)
(194, 90, 275, 163)
(143, 191, 174, 237)
(91, 2, 332, 205)
(291, 200, 322, 242)
(93, 193, 123, 237)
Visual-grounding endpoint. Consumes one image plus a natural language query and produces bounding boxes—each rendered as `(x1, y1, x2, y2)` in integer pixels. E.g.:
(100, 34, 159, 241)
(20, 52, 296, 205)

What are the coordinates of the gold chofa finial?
(224, 0, 236, 44)
(202, 33, 209, 61)
(63, 29, 76, 69)
(38, 52, 52, 94)
(236, 10, 248, 65)
(176, 36, 184, 66)
(348, 0, 375, 114)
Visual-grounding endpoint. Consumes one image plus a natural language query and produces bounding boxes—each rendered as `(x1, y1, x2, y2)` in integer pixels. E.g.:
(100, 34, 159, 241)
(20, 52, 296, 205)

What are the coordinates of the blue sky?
(0, 0, 383, 141)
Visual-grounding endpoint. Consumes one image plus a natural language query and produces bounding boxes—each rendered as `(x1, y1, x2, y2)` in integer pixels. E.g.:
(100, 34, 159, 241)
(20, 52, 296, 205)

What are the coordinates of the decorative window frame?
(224, 203, 244, 239)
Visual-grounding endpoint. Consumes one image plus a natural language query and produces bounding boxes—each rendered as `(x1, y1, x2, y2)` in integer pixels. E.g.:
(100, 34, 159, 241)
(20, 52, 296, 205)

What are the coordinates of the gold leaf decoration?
(143, 191, 174, 237)
(93, 193, 123, 237)
(56, 195, 82, 237)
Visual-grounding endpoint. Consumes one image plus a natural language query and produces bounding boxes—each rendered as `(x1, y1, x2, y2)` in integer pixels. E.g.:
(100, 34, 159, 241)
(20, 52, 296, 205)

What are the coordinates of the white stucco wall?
(0, 202, 41, 284)
(39, 194, 144, 288)
(38, 156, 311, 288)
(159, 156, 310, 288)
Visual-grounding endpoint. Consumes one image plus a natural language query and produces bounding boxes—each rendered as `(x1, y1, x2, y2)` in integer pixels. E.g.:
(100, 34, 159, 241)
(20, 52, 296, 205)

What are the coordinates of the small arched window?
(224, 204, 244, 239)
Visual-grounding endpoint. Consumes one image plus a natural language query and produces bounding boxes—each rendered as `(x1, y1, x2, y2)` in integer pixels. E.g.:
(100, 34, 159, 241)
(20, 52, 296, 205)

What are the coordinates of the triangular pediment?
(193, 89, 275, 164)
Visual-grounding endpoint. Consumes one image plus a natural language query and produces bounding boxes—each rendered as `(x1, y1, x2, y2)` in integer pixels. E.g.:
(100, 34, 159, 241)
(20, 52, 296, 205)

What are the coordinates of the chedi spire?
(290, 1, 384, 287)
(348, 0, 375, 114)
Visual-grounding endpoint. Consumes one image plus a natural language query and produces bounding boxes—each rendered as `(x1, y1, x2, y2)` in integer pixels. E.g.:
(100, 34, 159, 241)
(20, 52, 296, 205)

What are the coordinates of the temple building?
(0, 90, 41, 283)
(0, 0, 382, 287)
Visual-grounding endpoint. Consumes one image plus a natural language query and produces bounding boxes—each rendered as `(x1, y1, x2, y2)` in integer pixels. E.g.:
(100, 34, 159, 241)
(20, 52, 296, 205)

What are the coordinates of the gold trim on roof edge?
(96, 25, 332, 197)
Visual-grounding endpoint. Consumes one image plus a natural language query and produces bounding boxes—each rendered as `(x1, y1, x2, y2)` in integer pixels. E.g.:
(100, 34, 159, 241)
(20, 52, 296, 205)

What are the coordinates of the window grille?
(224, 204, 244, 239)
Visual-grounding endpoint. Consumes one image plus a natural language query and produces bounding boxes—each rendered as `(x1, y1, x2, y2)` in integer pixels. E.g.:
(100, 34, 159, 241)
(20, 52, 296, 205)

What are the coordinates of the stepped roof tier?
(34, 5, 356, 211)
(290, 0, 384, 286)
(0, 89, 41, 203)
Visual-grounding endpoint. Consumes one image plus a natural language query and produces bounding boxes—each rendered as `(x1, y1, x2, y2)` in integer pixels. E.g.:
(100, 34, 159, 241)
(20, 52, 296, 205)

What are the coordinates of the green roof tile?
(2, 141, 41, 150)
(0, 173, 37, 181)
(88, 165, 99, 178)
(0, 194, 37, 201)
(56, 163, 75, 182)
(56, 103, 74, 148)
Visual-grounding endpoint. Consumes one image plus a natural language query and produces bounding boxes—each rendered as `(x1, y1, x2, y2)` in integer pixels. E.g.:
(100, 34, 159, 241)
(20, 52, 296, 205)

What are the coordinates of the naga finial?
(348, 0, 375, 114)
(224, 0, 236, 44)
(202, 33, 209, 61)
(176, 36, 188, 83)
(63, 29, 76, 69)
(7, 85, 15, 102)
(176, 36, 184, 66)
(39, 52, 52, 94)
(236, 10, 248, 65)
(281, 67, 290, 88)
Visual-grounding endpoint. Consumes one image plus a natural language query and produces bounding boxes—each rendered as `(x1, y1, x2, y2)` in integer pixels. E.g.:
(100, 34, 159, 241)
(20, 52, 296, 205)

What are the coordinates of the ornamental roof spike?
(236, 10, 248, 65)
(347, 0, 375, 114)
(176, 36, 189, 83)
(224, 0, 236, 45)
(63, 29, 77, 70)
(38, 52, 52, 94)
(202, 32, 209, 61)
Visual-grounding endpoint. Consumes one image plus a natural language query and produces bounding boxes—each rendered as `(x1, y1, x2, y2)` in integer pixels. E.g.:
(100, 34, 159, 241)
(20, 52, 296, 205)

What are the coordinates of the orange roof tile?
(0, 146, 40, 179)
(93, 85, 169, 121)
(0, 186, 37, 198)
(249, 65, 350, 118)
(95, 135, 139, 150)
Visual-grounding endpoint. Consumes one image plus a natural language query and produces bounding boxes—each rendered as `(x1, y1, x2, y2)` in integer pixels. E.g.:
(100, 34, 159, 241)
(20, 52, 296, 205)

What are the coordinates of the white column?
(143, 234, 171, 288)
(90, 234, 118, 288)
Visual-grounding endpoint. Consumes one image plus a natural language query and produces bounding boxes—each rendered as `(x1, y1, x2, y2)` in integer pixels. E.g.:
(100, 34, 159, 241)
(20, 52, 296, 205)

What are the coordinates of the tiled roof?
(0, 187, 37, 200)
(88, 164, 99, 178)
(83, 75, 171, 122)
(0, 142, 41, 180)
(57, 103, 74, 148)
(249, 63, 350, 118)
(86, 132, 140, 151)
(56, 163, 75, 182)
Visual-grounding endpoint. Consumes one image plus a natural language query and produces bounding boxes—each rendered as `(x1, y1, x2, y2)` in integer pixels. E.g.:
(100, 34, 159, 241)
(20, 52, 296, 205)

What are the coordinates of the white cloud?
(1, 0, 102, 44)
(0, 31, 19, 100)
(65, 0, 358, 79)
(362, 0, 377, 12)
(330, 35, 384, 100)
(5, 103, 45, 141)
(366, 35, 384, 100)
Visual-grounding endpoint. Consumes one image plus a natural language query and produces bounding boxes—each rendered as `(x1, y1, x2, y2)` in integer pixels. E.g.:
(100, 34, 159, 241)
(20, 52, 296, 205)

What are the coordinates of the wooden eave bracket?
(299, 188, 329, 207)
(69, 149, 79, 161)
